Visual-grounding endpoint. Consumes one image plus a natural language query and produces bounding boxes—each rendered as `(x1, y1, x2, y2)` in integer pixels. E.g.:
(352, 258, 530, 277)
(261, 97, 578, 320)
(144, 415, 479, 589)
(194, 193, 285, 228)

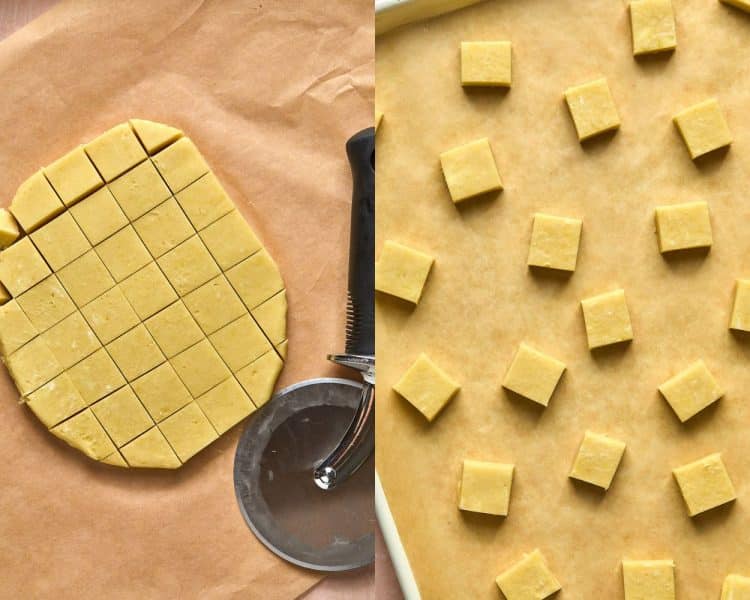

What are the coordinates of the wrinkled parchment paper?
(376, 0, 750, 597)
(0, 1, 372, 598)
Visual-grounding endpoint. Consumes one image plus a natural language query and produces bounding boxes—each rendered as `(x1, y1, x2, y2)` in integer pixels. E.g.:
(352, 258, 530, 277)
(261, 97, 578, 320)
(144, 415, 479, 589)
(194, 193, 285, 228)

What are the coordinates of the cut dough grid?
(0, 120, 287, 469)
(376, 0, 750, 598)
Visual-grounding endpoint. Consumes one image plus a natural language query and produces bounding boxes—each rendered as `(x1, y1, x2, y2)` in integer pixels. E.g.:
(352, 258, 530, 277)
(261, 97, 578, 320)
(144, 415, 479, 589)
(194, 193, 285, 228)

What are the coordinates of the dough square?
(496, 549, 561, 600)
(730, 279, 750, 332)
(30, 211, 91, 270)
(67, 348, 126, 405)
(69, 187, 128, 245)
(0, 209, 21, 248)
(654, 201, 712, 253)
(502, 343, 565, 406)
(16, 275, 76, 332)
(722, 575, 750, 600)
(235, 350, 283, 407)
(26, 372, 87, 429)
(101, 451, 128, 468)
(80, 286, 140, 344)
(439, 138, 503, 203)
(658, 360, 722, 422)
(721, 0, 750, 11)
(183, 274, 247, 335)
(107, 159, 172, 221)
(6, 336, 63, 396)
(157, 235, 221, 296)
(120, 427, 181, 469)
(91, 385, 154, 447)
(195, 377, 256, 434)
(131, 362, 192, 422)
(251, 290, 287, 345)
(527, 213, 582, 272)
(152, 137, 210, 193)
(564, 78, 621, 141)
(673, 99, 732, 159)
(144, 300, 205, 358)
(673, 453, 736, 516)
(8, 170, 65, 233)
(133, 197, 195, 258)
(106, 324, 165, 381)
(459, 459, 514, 516)
(581, 289, 634, 349)
(276, 339, 288, 360)
(84, 123, 148, 182)
(393, 353, 460, 422)
(225, 248, 285, 309)
(0, 300, 38, 356)
(460, 41, 512, 87)
(40, 311, 100, 370)
(170, 339, 231, 397)
(51, 409, 116, 461)
(629, 0, 677, 56)
(56, 250, 115, 308)
(174, 172, 234, 231)
(129, 118, 183, 155)
(375, 240, 434, 304)
(569, 431, 626, 490)
(0, 236, 52, 296)
(158, 401, 218, 462)
(95, 225, 152, 282)
(622, 560, 675, 600)
(43, 146, 103, 207)
(119, 262, 178, 320)
(198, 210, 262, 269)
(209, 314, 272, 371)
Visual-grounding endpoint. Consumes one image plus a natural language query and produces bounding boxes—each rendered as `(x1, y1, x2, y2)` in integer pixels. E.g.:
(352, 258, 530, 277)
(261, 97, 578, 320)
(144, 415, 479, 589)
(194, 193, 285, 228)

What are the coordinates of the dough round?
(0, 120, 287, 469)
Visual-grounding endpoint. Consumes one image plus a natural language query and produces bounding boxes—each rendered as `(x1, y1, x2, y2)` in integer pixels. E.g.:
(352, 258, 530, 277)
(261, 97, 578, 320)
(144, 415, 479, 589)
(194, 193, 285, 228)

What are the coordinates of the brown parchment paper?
(0, 1, 373, 598)
(376, 0, 750, 598)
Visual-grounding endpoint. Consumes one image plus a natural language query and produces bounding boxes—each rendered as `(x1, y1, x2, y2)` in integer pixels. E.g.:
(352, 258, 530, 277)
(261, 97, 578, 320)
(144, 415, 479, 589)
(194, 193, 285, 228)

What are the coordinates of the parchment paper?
(0, 1, 373, 598)
(376, 0, 750, 597)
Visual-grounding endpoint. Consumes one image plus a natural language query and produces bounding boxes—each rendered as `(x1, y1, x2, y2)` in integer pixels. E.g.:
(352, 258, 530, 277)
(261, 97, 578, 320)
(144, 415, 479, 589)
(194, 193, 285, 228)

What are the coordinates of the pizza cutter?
(234, 128, 375, 571)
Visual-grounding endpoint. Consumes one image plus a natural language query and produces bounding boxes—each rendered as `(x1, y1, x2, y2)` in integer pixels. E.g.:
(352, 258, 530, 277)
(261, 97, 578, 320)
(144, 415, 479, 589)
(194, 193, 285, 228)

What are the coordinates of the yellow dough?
(721, 574, 750, 600)
(622, 560, 675, 600)
(527, 213, 582, 272)
(0, 120, 285, 468)
(564, 78, 621, 141)
(8, 170, 64, 233)
(0, 209, 20, 249)
(729, 279, 750, 332)
(460, 41, 512, 87)
(581, 289, 634, 349)
(439, 137, 503, 203)
(673, 99, 732, 159)
(502, 343, 565, 407)
(658, 360, 722, 422)
(496, 549, 561, 600)
(569, 431, 626, 490)
(459, 459, 514, 516)
(672, 452, 736, 516)
(393, 353, 460, 422)
(629, 0, 677, 56)
(654, 201, 712, 253)
(375, 240, 434, 304)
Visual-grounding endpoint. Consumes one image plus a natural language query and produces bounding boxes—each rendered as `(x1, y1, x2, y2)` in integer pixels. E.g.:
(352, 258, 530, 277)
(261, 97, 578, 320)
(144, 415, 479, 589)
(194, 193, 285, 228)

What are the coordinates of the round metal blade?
(233, 378, 374, 572)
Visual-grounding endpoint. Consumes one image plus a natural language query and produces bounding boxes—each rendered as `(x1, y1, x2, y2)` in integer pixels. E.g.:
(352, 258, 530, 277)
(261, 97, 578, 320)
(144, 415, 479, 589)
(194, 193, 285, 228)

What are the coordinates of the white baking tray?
(374, 1, 488, 598)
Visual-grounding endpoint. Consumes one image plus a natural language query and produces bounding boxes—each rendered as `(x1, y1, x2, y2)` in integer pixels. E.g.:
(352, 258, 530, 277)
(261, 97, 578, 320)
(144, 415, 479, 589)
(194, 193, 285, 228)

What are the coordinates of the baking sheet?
(375, 0, 750, 598)
(0, 0, 373, 598)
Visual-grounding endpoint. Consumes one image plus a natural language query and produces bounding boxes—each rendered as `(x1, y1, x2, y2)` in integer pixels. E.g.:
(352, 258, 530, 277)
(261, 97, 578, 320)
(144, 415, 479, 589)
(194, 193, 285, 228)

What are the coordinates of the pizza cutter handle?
(344, 127, 375, 357)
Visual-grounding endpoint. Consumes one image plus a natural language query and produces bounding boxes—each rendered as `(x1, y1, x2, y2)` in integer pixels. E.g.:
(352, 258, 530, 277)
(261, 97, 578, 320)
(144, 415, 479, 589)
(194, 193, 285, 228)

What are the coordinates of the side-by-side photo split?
(1, 0, 750, 598)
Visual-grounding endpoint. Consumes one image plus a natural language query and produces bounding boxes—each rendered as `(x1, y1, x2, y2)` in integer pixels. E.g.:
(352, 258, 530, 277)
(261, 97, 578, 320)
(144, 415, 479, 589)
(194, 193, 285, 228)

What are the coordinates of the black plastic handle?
(344, 128, 375, 357)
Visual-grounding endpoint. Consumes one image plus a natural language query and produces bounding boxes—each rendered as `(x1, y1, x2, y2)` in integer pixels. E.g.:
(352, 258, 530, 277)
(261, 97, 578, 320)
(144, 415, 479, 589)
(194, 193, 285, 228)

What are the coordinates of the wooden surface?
(0, 2, 395, 599)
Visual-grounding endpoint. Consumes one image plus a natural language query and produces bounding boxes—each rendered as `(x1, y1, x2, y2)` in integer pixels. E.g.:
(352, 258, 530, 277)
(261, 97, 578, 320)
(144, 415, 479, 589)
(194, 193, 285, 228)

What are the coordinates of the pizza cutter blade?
(233, 128, 375, 571)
